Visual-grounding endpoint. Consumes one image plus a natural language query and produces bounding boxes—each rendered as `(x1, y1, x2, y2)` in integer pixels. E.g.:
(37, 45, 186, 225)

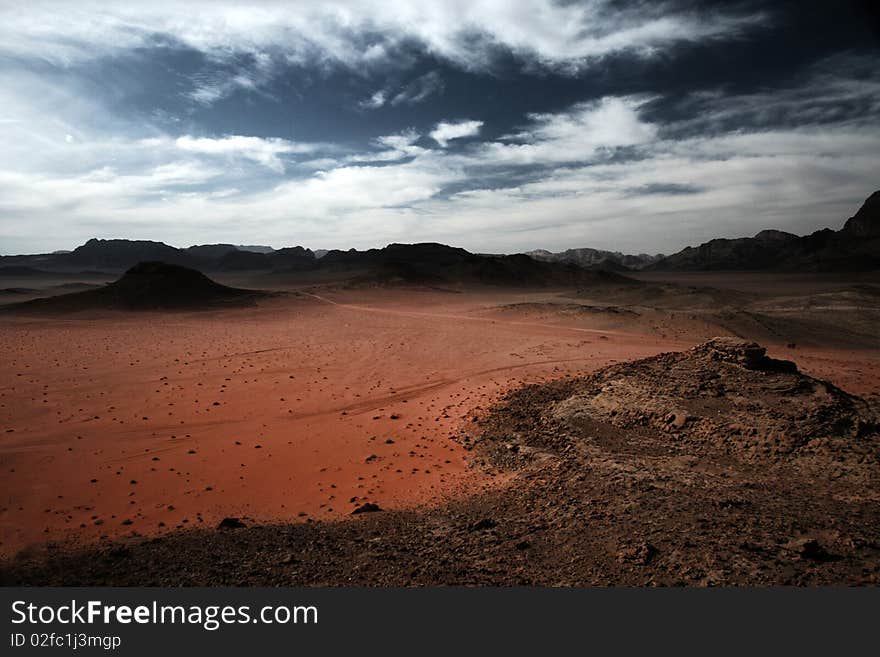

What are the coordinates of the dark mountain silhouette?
(271, 247, 317, 270)
(217, 246, 317, 271)
(63, 238, 189, 269)
(217, 249, 275, 271)
(4, 262, 267, 311)
(0, 239, 316, 274)
(0, 240, 629, 288)
(184, 243, 239, 261)
(648, 229, 799, 270)
(652, 190, 880, 271)
(319, 242, 633, 287)
(842, 190, 880, 239)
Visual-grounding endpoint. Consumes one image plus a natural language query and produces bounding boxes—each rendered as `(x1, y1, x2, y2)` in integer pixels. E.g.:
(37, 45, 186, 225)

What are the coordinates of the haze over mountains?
(1, 190, 878, 278)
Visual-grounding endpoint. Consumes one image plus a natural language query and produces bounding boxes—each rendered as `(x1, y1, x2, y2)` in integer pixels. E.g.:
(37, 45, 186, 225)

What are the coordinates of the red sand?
(1, 287, 876, 558)
(0, 289, 675, 556)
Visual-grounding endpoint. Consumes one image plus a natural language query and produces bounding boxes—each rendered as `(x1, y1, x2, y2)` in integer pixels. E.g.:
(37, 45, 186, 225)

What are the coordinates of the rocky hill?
(4, 262, 268, 311)
(652, 190, 880, 271)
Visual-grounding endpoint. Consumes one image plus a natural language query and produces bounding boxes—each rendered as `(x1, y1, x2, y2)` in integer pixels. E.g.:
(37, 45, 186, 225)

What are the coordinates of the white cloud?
(1, 44, 878, 258)
(389, 71, 444, 106)
(0, 160, 221, 218)
(430, 120, 483, 147)
(5, 114, 877, 255)
(270, 159, 459, 213)
(347, 130, 428, 163)
(0, 1, 762, 73)
(359, 89, 387, 110)
(186, 52, 276, 105)
(360, 72, 445, 111)
(431, 125, 880, 253)
(170, 135, 318, 172)
(473, 97, 657, 165)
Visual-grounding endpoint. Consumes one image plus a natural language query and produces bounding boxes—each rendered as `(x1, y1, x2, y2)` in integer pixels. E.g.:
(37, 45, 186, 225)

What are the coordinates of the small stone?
(280, 552, 299, 565)
(217, 517, 246, 529)
(784, 537, 830, 561)
(617, 540, 658, 565)
(468, 518, 497, 532)
(669, 411, 688, 430)
(351, 502, 382, 514)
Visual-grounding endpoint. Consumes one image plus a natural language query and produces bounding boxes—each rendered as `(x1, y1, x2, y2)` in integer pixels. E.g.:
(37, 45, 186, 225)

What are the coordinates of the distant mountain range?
(314, 242, 633, 287)
(1, 190, 877, 276)
(527, 190, 879, 272)
(525, 248, 664, 270)
(647, 190, 880, 271)
(0, 240, 315, 274)
(0, 240, 630, 288)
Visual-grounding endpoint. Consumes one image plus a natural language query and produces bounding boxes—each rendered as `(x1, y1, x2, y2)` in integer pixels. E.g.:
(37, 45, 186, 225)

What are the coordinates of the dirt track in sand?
(0, 288, 687, 557)
(1, 278, 879, 563)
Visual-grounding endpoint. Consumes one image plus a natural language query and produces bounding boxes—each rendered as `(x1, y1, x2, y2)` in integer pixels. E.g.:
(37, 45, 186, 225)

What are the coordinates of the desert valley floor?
(1, 271, 879, 585)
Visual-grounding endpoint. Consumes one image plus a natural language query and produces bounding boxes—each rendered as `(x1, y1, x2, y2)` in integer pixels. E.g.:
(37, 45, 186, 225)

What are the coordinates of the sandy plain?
(1, 274, 878, 560)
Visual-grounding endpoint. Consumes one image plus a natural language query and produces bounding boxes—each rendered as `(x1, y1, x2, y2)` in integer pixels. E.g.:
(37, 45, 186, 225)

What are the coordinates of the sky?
(0, 0, 878, 255)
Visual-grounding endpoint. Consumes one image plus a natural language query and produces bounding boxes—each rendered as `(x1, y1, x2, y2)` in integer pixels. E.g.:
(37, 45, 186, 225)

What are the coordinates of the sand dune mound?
(104, 261, 256, 307)
(6, 261, 267, 311)
(553, 337, 877, 461)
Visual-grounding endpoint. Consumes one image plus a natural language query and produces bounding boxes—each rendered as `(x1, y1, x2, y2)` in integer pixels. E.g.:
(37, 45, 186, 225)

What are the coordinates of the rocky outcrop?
(652, 190, 880, 271)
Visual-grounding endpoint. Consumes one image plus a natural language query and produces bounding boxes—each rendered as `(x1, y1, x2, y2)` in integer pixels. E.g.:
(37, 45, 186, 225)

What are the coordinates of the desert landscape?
(1, 1, 878, 589)
(1, 192, 878, 586)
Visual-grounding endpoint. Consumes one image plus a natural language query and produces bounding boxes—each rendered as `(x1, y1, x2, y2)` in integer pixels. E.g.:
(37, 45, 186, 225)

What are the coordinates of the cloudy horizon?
(1, 0, 879, 256)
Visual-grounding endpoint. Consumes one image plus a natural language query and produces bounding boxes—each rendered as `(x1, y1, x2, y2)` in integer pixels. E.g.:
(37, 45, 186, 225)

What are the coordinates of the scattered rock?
(217, 517, 246, 529)
(552, 338, 876, 461)
(784, 537, 831, 562)
(617, 540, 658, 565)
(468, 518, 497, 532)
(4, 339, 878, 587)
(667, 411, 688, 430)
(351, 502, 382, 514)
(694, 337, 797, 373)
